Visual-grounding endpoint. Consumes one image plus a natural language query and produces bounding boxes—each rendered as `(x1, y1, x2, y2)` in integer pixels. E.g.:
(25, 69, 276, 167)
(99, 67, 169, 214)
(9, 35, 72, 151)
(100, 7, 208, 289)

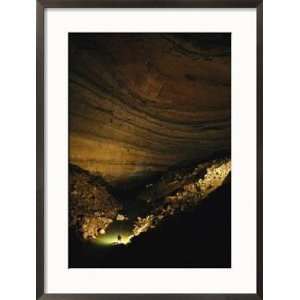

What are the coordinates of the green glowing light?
(93, 234, 132, 246)
(92, 227, 133, 247)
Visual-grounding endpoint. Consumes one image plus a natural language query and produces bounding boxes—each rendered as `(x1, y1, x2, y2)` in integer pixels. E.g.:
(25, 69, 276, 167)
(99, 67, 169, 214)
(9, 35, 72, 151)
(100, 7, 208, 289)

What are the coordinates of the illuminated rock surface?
(69, 177, 231, 268)
(69, 159, 231, 241)
(132, 159, 231, 238)
(69, 164, 122, 239)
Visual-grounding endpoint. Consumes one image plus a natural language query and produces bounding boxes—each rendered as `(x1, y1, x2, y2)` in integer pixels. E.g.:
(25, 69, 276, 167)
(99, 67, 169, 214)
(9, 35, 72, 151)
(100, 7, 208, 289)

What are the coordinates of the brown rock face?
(69, 33, 231, 187)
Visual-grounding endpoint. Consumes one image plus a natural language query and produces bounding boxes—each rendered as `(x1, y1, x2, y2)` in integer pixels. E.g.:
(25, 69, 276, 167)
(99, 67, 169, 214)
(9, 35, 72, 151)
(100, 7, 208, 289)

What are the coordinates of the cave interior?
(68, 33, 231, 268)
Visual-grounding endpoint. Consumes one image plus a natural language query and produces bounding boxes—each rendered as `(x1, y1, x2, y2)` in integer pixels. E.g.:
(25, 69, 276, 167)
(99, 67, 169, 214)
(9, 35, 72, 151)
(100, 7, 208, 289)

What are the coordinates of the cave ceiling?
(69, 33, 231, 187)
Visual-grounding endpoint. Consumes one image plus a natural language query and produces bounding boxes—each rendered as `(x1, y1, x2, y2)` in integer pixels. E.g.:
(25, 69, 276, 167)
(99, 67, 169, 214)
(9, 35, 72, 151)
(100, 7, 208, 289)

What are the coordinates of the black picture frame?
(36, 1, 263, 299)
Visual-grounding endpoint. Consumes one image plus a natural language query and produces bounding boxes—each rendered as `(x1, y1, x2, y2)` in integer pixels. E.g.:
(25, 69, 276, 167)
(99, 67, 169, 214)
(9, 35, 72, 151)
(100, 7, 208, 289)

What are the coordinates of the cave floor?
(69, 181, 231, 268)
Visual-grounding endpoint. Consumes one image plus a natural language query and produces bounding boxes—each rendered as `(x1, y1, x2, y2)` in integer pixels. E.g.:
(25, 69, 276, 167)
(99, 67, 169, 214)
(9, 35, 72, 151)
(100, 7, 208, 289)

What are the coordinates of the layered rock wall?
(69, 34, 231, 187)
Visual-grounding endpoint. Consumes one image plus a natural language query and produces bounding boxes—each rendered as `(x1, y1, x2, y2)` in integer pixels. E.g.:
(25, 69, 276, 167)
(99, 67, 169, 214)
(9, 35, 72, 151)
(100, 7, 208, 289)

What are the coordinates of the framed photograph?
(37, 0, 263, 299)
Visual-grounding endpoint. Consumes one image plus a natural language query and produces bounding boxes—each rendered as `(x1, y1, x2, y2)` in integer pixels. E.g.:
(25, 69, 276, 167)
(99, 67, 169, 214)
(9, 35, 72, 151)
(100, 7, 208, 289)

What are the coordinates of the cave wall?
(69, 33, 231, 187)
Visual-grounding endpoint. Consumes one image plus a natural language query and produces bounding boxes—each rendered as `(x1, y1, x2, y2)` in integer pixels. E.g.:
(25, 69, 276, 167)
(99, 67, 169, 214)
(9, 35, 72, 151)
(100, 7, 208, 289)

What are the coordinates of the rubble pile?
(69, 164, 123, 239)
(69, 159, 230, 243)
(137, 162, 211, 205)
(132, 159, 231, 238)
(166, 159, 231, 206)
(132, 215, 155, 236)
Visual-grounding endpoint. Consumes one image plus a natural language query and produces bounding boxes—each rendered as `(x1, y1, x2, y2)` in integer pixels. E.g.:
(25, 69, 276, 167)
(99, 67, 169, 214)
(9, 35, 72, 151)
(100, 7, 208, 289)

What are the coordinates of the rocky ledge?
(132, 158, 231, 237)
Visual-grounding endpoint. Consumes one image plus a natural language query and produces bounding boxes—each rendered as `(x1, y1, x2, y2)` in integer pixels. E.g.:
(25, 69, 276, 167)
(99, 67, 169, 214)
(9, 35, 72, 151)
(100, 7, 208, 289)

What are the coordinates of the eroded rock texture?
(69, 34, 231, 188)
(132, 159, 231, 238)
(69, 164, 122, 239)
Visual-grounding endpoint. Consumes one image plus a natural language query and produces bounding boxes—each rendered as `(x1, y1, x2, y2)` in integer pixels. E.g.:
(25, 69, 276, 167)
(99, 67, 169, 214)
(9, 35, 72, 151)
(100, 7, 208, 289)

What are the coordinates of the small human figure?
(117, 235, 122, 243)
